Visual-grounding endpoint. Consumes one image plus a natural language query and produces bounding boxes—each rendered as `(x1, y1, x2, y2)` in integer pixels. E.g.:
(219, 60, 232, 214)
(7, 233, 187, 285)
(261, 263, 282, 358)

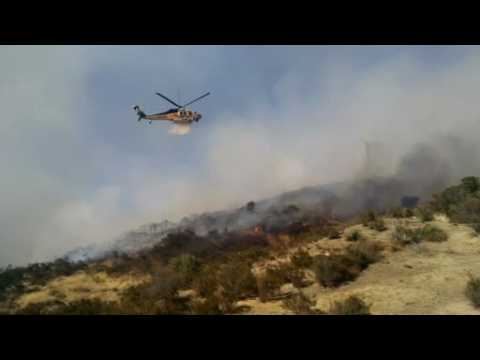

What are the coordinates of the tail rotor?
(133, 105, 146, 122)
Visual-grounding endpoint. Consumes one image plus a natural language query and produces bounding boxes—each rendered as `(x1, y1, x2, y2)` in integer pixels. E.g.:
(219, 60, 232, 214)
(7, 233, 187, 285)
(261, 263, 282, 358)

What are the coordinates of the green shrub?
(420, 225, 448, 243)
(450, 197, 480, 224)
(258, 263, 307, 301)
(465, 275, 480, 308)
(392, 225, 447, 246)
(217, 260, 257, 302)
(392, 226, 422, 246)
(462, 177, 480, 194)
(369, 218, 387, 232)
(344, 241, 383, 270)
(329, 295, 371, 315)
(290, 248, 313, 269)
(416, 207, 434, 222)
(361, 210, 377, 226)
(429, 177, 480, 221)
(313, 256, 355, 288)
(346, 230, 363, 242)
(282, 293, 324, 315)
(405, 208, 415, 217)
(361, 210, 387, 231)
(192, 264, 220, 298)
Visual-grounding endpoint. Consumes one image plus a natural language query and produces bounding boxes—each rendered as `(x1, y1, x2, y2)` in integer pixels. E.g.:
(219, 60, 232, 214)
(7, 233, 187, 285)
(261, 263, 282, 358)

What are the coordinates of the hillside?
(1, 176, 480, 315)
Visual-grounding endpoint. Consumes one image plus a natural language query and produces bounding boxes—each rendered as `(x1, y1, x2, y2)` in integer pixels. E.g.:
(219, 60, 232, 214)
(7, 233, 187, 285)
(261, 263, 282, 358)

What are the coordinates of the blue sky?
(1, 45, 479, 266)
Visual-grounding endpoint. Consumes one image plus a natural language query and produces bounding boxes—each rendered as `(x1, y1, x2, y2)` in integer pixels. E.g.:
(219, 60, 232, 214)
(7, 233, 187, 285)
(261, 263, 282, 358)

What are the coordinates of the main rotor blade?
(182, 92, 210, 108)
(156, 93, 181, 108)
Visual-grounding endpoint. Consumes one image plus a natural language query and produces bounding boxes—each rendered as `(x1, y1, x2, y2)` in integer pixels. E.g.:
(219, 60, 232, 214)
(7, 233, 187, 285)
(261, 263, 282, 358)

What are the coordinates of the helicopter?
(133, 91, 210, 126)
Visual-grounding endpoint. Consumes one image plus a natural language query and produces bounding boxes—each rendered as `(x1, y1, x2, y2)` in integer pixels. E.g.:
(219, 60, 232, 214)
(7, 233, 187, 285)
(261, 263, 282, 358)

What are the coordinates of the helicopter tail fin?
(133, 105, 146, 121)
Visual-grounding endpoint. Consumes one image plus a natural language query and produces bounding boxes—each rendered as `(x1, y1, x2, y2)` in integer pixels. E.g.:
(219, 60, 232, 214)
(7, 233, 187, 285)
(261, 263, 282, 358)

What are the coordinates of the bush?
(420, 225, 448, 243)
(416, 207, 434, 222)
(344, 241, 383, 270)
(466, 275, 480, 308)
(429, 177, 480, 222)
(216, 260, 257, 302)
(392, 225, 447, 246)
(391, 207, 415, 218)
(290, 248, 313, 269)
(361, 210, 377, 226)
(450, 197, 480, 224)
(313, 256, 355, 288)
(369, 218, 387, 232)
(346, 230, 363, 242)
(392, 226, 422, 246)
(329, 295, 371, 315)
(192, 263, 220, 298)
(258, 263, 307, 301)
(282, 293, 324, 315)
(361, 210, 387, 231)
(462, 177, 480, 194)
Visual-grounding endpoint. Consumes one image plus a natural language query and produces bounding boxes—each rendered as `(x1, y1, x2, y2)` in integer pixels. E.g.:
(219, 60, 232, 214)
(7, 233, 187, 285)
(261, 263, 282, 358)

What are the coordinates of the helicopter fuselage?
(135, 107, 202, 124)
(134, 91, 208, 126)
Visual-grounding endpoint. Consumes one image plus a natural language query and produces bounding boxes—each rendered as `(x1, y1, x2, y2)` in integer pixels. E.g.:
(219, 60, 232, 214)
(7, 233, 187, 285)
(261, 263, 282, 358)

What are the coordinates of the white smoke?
(3, 46, 480, 267)
(168, 124, 191, 135)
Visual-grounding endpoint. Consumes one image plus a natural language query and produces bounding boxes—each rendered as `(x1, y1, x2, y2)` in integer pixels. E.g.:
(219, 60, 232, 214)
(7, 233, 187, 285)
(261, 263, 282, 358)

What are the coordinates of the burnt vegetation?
(6, 176, 480, 314)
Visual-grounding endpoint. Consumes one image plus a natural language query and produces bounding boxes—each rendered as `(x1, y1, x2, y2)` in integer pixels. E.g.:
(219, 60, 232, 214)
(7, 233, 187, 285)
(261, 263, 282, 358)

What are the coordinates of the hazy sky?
(1, 45, 480, 266)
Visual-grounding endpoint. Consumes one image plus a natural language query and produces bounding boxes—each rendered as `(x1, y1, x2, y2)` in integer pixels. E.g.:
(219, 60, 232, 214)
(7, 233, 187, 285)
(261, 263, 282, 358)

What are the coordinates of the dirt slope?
(242, 215, 480, 315)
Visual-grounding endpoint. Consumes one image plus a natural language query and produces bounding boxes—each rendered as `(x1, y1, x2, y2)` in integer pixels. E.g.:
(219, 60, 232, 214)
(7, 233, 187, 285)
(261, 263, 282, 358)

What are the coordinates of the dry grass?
(15, 271, 149, 309)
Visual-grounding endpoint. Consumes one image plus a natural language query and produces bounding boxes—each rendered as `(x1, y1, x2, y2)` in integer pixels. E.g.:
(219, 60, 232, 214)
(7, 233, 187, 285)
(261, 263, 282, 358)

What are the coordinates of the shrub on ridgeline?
(329, 295, 371, 315)
(461, 176, 480, 194)
(416, 206, 434, 222)
(370, 217, 387, 232)
(392, 225, 422, 246)
(392, 224, 447, 246)
(429, 177, 480, 224)
(450, 197, 480, 224)
(361, 210, 377, 227)
(420, 225, 448, 243)
(360, 210, 387, 232)
(391, 207, 414, 219)
(346, 230, 363, 242)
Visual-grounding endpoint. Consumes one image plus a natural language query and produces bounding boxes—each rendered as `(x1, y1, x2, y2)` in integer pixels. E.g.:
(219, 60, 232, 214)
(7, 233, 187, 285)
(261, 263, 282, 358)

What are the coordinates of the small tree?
(461, 177, 480, 194)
